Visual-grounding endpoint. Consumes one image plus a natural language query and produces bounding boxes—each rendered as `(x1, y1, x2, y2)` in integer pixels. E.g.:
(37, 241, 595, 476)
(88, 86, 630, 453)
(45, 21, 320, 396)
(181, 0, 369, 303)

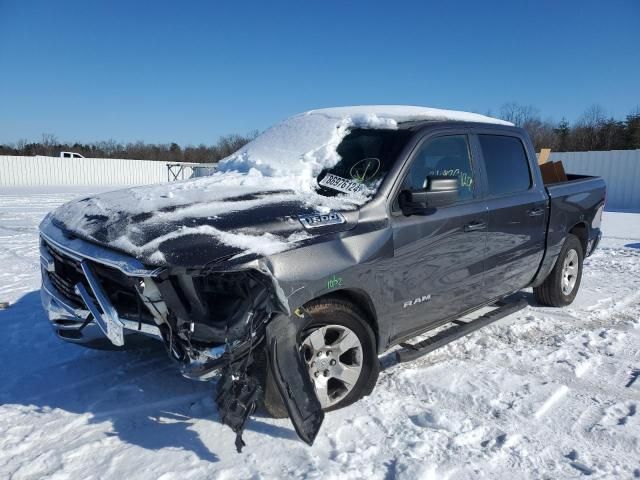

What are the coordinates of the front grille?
(92, 263, 153, 322)
(43, 239, 155, 325)
(46, 242, 87, 307)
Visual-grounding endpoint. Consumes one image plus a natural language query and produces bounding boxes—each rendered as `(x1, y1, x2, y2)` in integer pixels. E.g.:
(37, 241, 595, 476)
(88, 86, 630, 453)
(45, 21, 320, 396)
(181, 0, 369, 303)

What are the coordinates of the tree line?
(1, 104, 639, 161)
(496, 103, 640, 152)
(0, 132, 258, 163)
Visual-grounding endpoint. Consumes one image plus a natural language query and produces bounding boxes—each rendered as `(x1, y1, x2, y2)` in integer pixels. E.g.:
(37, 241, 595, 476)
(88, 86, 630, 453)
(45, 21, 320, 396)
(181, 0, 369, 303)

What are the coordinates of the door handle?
(464, 221, 486, 232)
(527, 207, 545, 217)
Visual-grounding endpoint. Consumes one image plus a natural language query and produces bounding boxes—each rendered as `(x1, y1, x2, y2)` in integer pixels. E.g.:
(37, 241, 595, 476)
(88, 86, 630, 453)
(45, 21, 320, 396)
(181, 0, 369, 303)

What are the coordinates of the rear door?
(473, 133, 547, 300)
(389, 132, 488, 341)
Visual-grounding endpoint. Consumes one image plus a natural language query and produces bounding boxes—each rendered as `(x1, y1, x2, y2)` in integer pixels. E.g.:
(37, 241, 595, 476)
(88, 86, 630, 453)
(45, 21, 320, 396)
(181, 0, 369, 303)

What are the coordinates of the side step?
(395, 298, 528, 363)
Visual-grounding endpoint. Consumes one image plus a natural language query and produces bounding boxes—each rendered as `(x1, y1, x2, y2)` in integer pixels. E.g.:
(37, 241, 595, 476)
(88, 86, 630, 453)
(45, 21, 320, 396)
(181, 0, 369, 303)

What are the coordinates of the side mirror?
(399, 176, 460, 216)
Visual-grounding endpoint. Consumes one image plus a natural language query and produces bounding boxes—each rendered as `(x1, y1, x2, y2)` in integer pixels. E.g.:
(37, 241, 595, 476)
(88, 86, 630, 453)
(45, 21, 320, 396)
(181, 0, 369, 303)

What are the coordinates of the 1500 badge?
(299, 212, 346, 229)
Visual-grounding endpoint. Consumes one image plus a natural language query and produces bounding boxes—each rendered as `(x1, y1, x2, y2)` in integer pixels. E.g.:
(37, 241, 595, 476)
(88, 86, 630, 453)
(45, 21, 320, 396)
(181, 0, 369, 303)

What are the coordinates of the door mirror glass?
(399, 175, 460, 215)
(424, 176, 459, 206)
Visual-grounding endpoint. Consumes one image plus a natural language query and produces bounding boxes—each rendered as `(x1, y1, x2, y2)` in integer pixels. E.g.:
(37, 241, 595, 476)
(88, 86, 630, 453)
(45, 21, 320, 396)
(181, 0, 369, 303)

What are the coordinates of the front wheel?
(262, 299, 379, 417)
(534, 234, 584, 307)
(301, 323, 366, 410)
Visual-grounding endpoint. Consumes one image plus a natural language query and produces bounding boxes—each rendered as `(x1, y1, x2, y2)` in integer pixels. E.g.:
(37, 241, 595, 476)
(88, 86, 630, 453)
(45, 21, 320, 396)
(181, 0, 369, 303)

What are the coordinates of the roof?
(305, 105, 513, 126)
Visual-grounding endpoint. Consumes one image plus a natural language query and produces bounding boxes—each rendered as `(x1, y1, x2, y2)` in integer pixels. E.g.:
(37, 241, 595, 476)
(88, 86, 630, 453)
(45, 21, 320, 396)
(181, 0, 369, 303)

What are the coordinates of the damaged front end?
(39, 216, 324, 451)
(149, 265, 324, 451)
(148, 266, 282, 378)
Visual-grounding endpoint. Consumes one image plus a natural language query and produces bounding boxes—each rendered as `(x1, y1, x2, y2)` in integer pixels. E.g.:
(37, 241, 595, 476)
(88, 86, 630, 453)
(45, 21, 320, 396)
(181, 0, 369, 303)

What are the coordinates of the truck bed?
(531, 171, 606, 288)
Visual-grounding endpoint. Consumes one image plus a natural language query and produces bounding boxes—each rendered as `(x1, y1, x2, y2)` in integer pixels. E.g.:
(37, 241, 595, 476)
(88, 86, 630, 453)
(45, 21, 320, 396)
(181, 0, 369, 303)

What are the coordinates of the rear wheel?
(534, 234, 584, 307)
(263, 299, 379, 417)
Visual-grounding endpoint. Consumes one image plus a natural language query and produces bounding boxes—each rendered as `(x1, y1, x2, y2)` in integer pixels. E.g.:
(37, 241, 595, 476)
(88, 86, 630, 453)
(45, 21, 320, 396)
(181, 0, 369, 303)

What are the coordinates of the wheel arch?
(568, 221, 589, 255)
(306, 288, 381, 353)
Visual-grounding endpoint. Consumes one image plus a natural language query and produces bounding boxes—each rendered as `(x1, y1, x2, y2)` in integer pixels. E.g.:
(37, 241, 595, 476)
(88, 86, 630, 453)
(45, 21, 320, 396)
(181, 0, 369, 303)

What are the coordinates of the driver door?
(389, 133, 488, 342)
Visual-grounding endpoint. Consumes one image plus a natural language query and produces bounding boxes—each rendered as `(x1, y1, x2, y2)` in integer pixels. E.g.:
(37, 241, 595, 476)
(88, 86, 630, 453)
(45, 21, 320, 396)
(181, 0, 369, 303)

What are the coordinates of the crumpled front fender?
(265, 312, 324, 445)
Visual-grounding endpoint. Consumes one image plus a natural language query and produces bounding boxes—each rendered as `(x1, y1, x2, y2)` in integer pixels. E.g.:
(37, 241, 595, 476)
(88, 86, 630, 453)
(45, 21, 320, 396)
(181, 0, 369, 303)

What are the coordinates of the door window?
(404, 135, 474, 202)
(478, 135, 532, 196)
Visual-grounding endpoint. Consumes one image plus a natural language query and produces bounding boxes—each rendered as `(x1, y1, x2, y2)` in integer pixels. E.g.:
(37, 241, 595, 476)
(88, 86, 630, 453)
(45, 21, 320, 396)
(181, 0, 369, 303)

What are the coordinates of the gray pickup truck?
(39, 106, 606, 448)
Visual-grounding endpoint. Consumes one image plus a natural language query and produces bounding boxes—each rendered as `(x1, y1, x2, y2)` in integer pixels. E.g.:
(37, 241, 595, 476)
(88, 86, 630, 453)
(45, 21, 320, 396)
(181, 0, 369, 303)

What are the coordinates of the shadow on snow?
(0, 290, 297, 463)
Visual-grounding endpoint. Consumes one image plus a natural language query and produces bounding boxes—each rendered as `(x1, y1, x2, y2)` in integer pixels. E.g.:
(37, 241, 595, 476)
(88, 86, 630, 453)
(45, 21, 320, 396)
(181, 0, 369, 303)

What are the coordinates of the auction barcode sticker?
(319, 173, 366, 194)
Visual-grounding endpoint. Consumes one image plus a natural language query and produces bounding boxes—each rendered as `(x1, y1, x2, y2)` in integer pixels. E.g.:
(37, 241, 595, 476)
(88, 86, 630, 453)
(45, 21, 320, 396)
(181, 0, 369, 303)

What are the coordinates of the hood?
(49, 181, 357, 268)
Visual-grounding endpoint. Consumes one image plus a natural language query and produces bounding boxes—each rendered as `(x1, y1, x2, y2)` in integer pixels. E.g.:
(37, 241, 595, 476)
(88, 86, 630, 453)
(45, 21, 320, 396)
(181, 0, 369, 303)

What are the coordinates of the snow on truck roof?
(305, 105, 513, 125)
(217, 105, 511, 182)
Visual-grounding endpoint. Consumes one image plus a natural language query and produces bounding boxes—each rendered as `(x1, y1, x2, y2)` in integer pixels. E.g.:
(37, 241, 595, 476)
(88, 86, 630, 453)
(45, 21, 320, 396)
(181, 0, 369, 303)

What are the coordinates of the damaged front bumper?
(39, 216, 324, 448)
(39, 215, 275, 374)
(39, 216, 164, 347)
(41, 264, 163, 345)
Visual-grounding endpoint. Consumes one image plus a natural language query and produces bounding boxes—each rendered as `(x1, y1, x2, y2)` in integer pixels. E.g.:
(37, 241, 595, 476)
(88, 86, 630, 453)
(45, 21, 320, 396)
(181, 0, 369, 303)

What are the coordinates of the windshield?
(316, 128, 411, 197)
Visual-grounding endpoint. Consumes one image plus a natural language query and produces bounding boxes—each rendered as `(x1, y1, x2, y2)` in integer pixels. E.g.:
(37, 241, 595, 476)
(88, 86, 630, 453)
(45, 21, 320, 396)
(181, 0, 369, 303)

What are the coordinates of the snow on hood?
(50, 106, 511, 264)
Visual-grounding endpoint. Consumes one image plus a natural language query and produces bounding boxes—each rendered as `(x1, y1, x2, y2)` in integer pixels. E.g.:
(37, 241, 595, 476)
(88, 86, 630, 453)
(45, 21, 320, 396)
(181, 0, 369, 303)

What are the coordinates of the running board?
(395, 298, 528, 363)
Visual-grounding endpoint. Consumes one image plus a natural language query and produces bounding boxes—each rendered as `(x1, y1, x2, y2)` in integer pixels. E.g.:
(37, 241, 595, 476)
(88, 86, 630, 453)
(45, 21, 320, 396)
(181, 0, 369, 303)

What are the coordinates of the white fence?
(0, 155, 192, 187)
(550, 149, 640, 211)
(2, 151, 639, 211)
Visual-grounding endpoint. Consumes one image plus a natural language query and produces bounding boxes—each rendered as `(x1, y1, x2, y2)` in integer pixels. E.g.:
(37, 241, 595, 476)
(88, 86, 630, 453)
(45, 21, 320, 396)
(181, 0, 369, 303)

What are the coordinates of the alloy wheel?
(561, 248, 579, 295)
(300, 324, 363, 409)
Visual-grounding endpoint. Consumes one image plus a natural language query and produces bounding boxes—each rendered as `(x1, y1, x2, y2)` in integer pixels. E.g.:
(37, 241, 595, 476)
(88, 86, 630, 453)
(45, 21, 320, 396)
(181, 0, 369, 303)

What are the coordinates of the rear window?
(478, 135, 532, 196)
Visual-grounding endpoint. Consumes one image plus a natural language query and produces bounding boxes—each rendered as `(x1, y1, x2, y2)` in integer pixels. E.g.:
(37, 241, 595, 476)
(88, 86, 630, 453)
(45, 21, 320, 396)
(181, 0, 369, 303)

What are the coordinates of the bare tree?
(523, 118, 558, 151)
(574, 105, 607, 151)
(15, 139, 28, 151)
(40, 133, 58, 156)
(500, 102, 540, 127)
(578, 104, 607, 127)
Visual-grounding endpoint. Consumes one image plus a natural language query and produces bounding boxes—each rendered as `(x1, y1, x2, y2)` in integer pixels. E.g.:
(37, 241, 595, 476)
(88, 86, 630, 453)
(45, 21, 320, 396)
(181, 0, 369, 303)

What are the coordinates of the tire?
(263, 298, 379, 418)
(534, 234, 584, 307)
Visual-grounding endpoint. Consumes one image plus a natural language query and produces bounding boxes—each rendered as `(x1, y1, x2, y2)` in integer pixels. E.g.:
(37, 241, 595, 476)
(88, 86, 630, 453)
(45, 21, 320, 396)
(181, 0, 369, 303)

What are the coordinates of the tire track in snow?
(534, 385, 570, 419)
(626, 369, 640, 389)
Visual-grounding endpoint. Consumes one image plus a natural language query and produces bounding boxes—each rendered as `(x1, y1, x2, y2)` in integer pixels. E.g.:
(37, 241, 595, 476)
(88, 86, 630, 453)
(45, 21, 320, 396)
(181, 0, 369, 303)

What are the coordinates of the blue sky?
(0, 0, 638, 145)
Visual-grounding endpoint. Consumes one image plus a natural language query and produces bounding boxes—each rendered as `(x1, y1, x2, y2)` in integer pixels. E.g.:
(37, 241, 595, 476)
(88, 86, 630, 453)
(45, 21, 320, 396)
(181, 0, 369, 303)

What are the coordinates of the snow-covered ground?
(0, 188, 638, 479)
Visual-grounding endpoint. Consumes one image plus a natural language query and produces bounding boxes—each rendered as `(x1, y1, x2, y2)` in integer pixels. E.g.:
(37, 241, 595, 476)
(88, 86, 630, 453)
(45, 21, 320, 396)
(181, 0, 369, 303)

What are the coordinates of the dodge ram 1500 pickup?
(39, 106, 606, 449)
